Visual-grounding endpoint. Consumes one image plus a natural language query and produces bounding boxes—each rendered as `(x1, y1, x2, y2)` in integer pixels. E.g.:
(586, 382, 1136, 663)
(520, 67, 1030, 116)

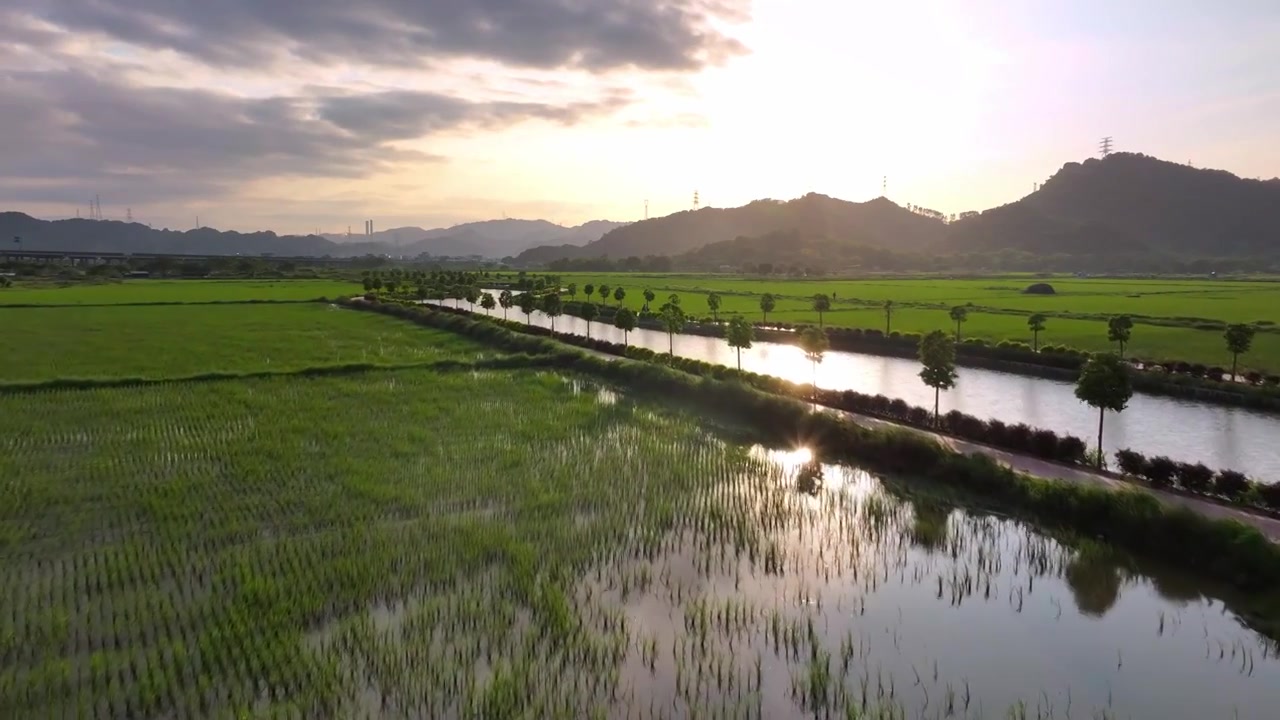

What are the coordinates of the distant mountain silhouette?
(326, 219, 628, 257)
(516, 194, 943, 263)
(948, 153, 1280, 256)
(1, 214, 626, 259)
(1, 213, 350, 256)
(6, 153, 1276, 264)
(519, 153, 1280, 266)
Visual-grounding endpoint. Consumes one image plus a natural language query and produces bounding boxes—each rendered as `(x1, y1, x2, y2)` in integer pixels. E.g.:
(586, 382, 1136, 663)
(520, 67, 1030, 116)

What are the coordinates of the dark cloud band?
(9, 0, 748, 72)
(0, 69, 623, 204)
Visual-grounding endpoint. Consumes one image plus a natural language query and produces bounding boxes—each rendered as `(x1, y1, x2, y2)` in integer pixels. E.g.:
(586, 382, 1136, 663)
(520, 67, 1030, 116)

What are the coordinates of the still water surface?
(457, 301, 1280, 481)
(585, 446, 1280, 718)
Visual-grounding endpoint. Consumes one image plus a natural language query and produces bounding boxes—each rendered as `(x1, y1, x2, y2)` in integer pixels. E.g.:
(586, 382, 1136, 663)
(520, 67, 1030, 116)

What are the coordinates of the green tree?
(660, 302, 685, 355)
(385, 279, 398, 294)
(516, 292, 537, 325)
(760, 293, 776, 324)
(1074, 353, 1133, 469)
(584, 283, 595, 302)
(598, 284, 611, 306)
(667, 293, 681, 307)
(1028, 313, 1047, 351)
(918, 330, 958, 423)
(581, 301, 599, 338)
(480, 292, 496, 315)
(464, 286, 481, 311)
(948, 306, 968, 341)
(1224, 323, 1256, 380)
(362, 277, 374, 292)
(799, 326, 828, 399)
(541, 292, 563, 332)
(883, 300, 894, 334)
(614, 307, 638, 347)
(613, 286, 626, 307)
(372, 277, 383, 291)
(566, 282, 577, 301)
(642, 288, 656, 311)
(707, 292, 722, 322)
(1107, 315, 1133, 356)
(498, 289, 513, 320)
(811, 293, 831, 328)
(724, 315, 754, 370)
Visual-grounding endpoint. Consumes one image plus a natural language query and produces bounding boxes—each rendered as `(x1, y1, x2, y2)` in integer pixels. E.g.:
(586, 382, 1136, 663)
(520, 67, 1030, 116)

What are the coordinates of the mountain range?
(518, 153, 1280, 266)
(0, 215, 627, 259)
(3, 153, 1277, 265)
(321, 219, 627, 257)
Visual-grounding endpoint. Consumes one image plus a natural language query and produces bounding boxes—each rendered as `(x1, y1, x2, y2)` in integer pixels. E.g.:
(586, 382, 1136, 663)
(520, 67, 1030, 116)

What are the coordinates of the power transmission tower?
(693, 190, 700, 210)
(882, 176, 887, 196)
(1098, 136, 1113, 157)
(644, 199, 648, 220)
(126, 208, 132, 222)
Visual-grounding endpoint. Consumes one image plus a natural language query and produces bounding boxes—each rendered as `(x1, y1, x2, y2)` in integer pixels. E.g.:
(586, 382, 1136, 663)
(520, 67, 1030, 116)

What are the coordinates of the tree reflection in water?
(1065, 547, 1124, 618)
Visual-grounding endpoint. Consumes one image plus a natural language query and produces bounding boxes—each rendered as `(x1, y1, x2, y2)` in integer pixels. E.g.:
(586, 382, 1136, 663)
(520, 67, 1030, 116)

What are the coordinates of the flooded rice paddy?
(309, 441, 1280, 719)
(4, 368, 1276, 719)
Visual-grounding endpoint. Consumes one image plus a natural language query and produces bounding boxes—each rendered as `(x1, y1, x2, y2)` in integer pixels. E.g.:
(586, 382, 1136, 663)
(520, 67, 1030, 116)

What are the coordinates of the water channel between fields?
(433, 300, 1280, 482)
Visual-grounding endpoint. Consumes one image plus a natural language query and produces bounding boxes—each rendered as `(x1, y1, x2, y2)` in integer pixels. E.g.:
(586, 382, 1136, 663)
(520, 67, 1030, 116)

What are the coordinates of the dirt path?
(840, 411, 1280, 542)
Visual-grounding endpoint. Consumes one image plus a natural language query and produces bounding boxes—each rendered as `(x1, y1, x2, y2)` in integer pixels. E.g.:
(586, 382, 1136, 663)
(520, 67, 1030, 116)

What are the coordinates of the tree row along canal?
(432, 299, 1280, 482)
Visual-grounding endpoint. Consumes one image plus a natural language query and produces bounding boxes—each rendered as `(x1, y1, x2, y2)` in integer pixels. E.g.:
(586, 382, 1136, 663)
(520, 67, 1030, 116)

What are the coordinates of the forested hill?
(0, 213, 352, 256)
(520, 194, 945, 263)
(949, 153, 1280, 256)
(0, 214, 628, 258)
(520, 153, 1280, 266)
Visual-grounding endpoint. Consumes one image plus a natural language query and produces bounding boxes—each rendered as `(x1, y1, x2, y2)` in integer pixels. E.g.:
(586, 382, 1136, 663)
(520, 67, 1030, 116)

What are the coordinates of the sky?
(3, 0, 1278, 234)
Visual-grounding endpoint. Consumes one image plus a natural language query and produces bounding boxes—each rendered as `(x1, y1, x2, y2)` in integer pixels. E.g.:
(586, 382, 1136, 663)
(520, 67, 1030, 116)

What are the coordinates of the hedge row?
(1114, 448, 1280, 513)
(338, 297, 1280, 604)
(374, 299, 1270, 501)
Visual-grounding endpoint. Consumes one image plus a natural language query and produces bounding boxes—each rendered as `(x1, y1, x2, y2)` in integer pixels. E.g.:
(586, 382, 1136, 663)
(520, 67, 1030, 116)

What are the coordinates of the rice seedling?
(2, 356, 1279, 716)
(0, 303, 493, 383)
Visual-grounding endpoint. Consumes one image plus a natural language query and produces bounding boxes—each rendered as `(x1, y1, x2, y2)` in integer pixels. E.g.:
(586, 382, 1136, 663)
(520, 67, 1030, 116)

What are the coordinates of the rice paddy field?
(3, 280, 1280, 717)
(4, 358, 1280, 717)
(0, 303, 491, 382)
(555, 273, 1280, 370)
(0, 279, 355, 305)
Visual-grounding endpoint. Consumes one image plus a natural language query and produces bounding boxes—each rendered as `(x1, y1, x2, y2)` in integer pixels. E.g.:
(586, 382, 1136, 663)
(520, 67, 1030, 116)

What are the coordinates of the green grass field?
(554, 273, 1280, 370)
(0, 303, 489, 382)
(0, 278, 358, 305)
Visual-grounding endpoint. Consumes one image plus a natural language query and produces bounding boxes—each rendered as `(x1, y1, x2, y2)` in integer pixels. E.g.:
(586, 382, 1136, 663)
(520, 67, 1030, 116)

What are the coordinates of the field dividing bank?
(552, 273, 1280, 370)
(0, 278, 357, 305)
(5, 361, 1280, 717)
(0, 303, 494, 382)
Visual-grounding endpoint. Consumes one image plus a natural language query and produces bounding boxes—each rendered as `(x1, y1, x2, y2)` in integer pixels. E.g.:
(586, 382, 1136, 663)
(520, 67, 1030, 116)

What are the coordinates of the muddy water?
(579, 448, 1280, 719)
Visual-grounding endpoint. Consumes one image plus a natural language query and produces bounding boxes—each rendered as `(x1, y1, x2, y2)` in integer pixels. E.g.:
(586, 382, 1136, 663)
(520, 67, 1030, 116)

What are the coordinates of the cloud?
(8, 0, 749, 73)
(0, 68, 625, 206)
(317, 89, 631, 141)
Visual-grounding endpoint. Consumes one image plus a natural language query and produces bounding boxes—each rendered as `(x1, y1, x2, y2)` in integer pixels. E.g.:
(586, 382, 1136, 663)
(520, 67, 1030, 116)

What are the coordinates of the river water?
(450, 301, 1280, 481)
